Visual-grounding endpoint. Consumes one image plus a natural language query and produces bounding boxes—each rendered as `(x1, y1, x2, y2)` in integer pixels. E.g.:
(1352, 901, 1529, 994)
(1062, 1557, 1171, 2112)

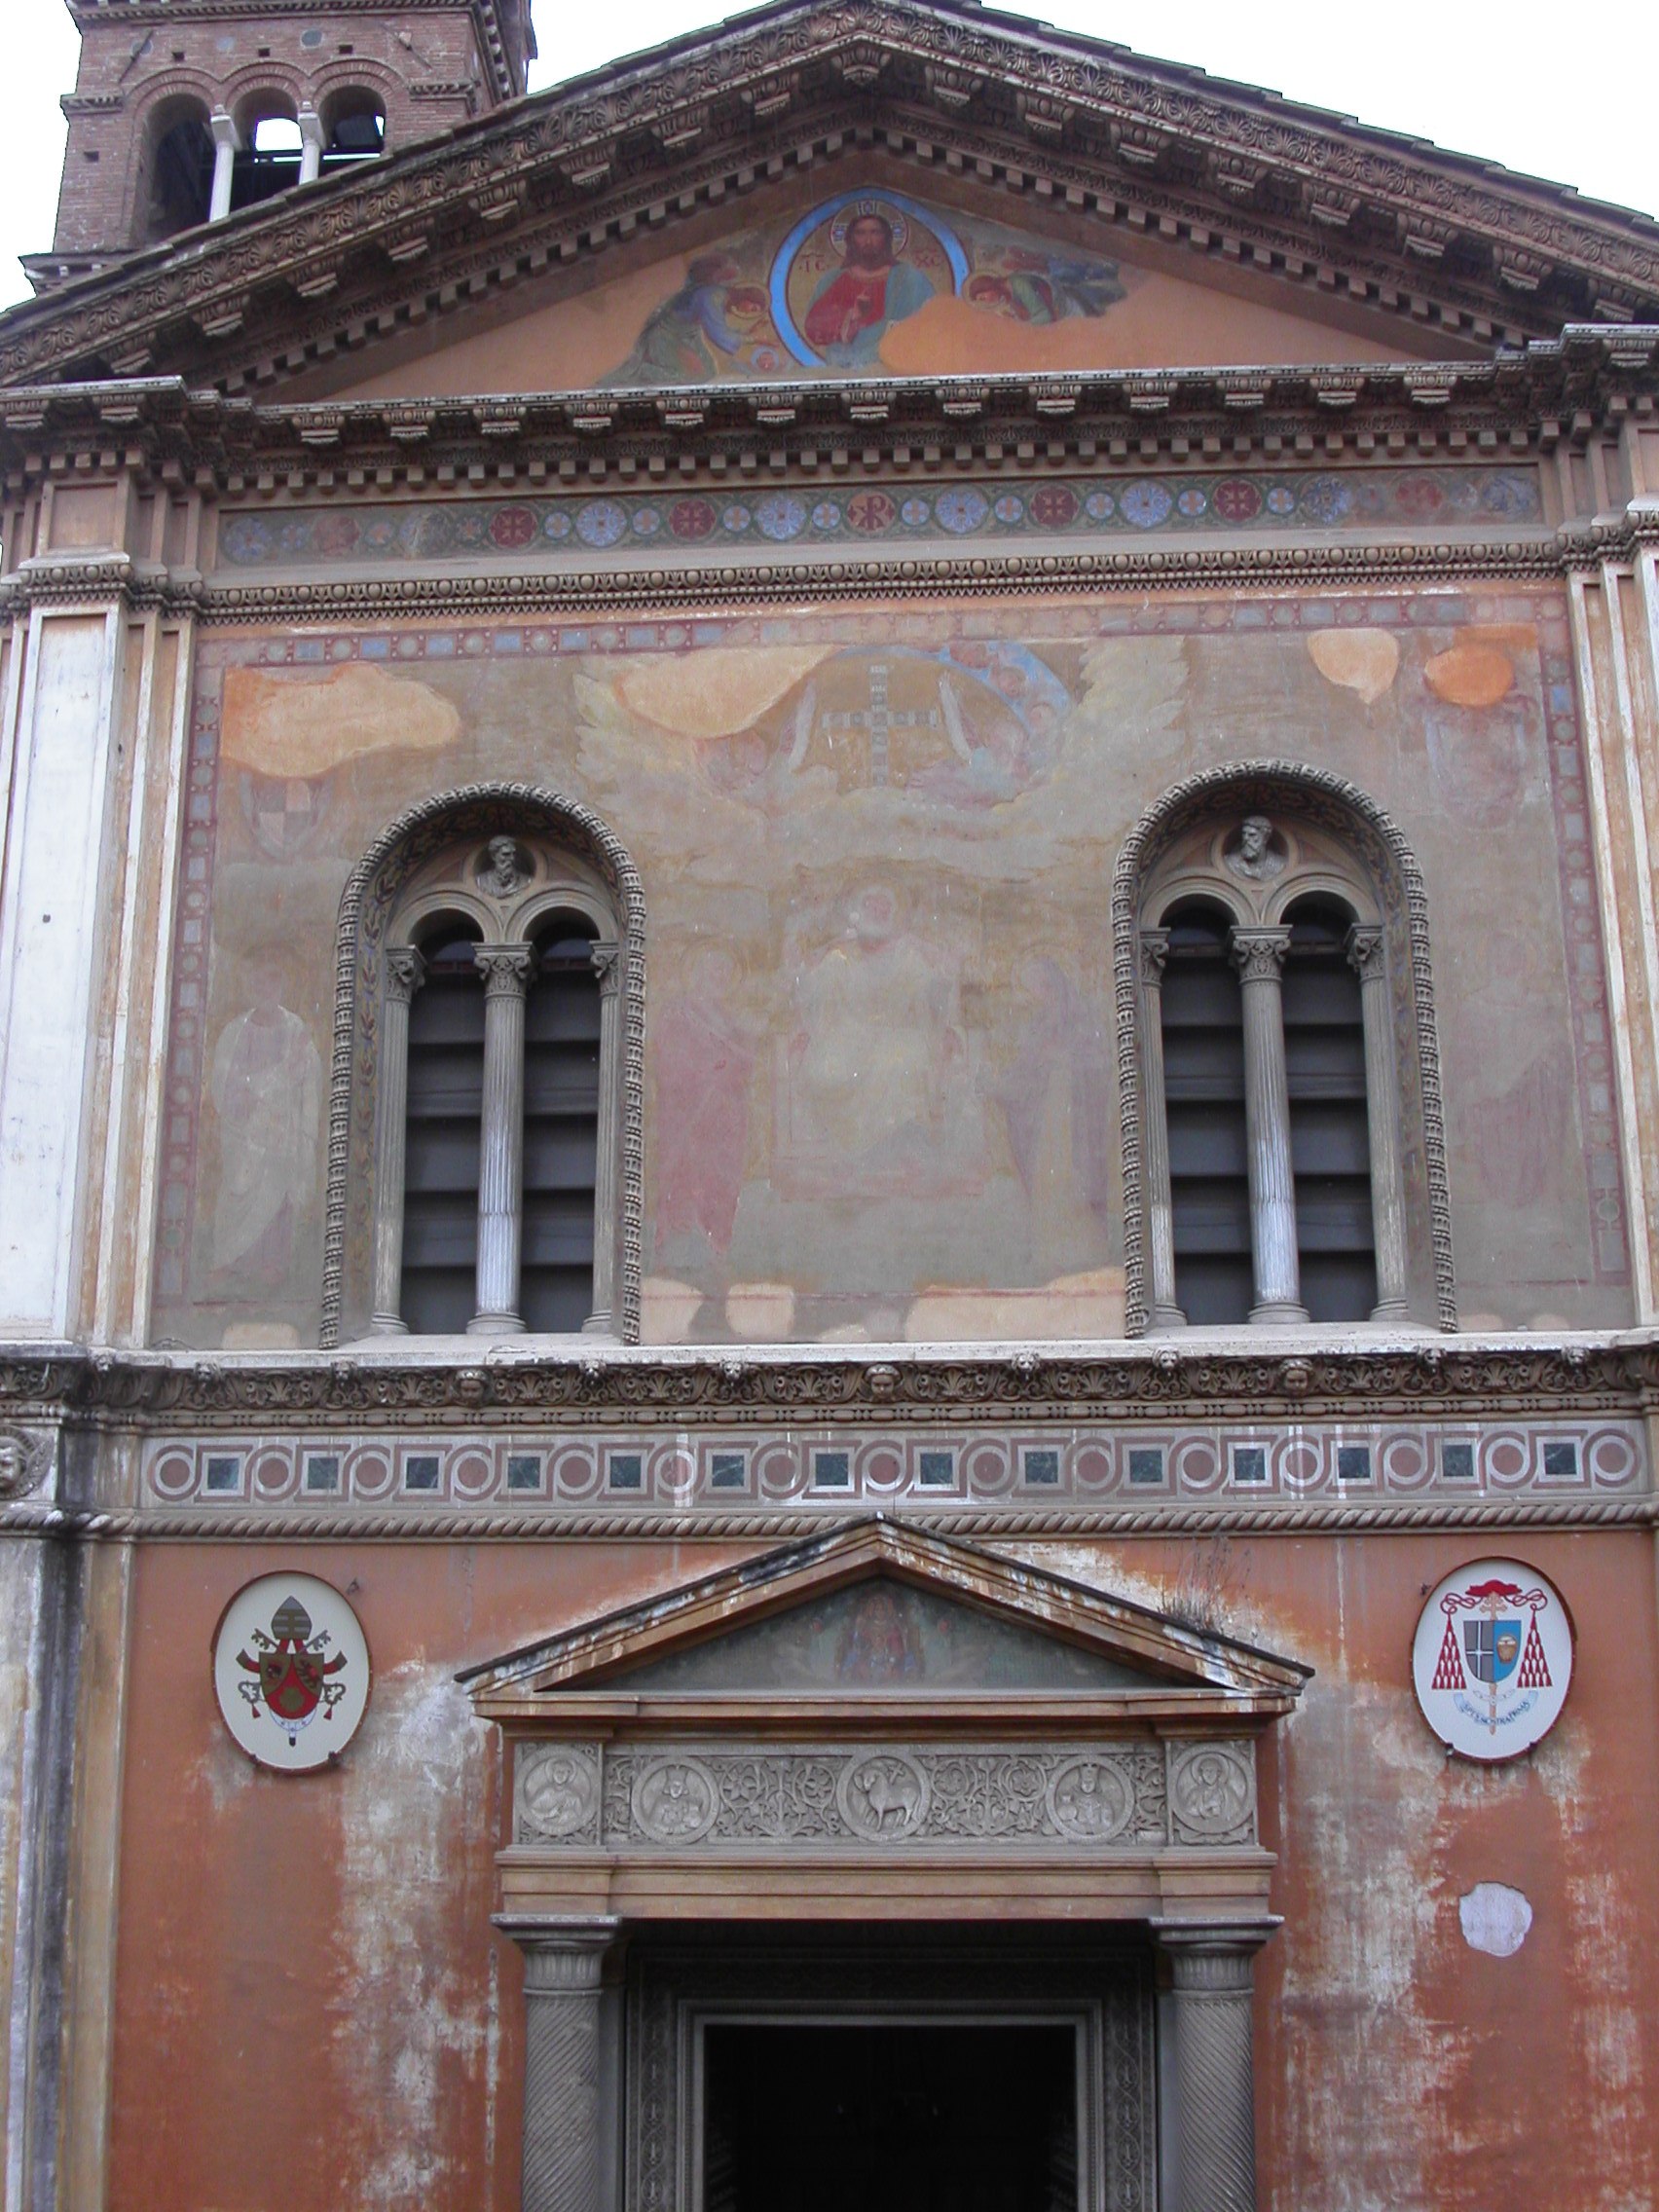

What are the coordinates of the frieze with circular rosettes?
(633, 1756, 721, 1844)
(1046, 1755, 1135, 1843)
(1168, 1743, 1254, 1842)
(517, 1746, 601, 1839)
(835, 1751, 932, 1840)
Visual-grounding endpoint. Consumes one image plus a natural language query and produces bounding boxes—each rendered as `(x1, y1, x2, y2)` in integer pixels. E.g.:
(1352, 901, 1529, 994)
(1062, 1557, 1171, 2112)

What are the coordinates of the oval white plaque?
(1411, 1558, 1572, 1763)
(212, 1573, 371, 1771)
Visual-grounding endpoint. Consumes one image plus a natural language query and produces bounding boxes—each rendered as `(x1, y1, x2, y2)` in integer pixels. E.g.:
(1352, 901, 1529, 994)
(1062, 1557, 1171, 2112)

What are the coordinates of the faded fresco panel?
(154, 584, 1624, 1347)
(329, 179, 1429, 401)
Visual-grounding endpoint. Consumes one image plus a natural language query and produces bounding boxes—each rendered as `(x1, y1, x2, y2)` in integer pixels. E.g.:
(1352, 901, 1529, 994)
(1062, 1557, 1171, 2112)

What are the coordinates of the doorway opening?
(703, 2020, 1079, 2212)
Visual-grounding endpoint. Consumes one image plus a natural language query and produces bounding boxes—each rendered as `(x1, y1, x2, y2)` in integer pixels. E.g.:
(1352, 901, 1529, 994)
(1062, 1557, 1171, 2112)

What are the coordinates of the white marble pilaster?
(583, 940, 621, 1336)
(470, 943, 535, 1335)
(297, 104, 325, 186)
(207, 111, 240, 222)
(1346, 924, 1410, 1320)
(0, 607, 123, 1337)
(369, 946, 424, 1334)
(1139, 930, 1186, 1328)
(1230, 927, 1307, 1324)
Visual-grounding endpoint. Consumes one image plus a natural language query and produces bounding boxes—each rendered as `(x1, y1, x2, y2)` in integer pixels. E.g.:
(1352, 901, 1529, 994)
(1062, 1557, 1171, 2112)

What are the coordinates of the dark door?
(704, 2022, 1078, 2212)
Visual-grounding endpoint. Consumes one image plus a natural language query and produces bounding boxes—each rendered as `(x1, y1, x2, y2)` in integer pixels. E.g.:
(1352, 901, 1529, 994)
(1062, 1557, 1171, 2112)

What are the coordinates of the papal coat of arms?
(1411, 1558, 1573, 1761)
(212, 1573, 371, 1771)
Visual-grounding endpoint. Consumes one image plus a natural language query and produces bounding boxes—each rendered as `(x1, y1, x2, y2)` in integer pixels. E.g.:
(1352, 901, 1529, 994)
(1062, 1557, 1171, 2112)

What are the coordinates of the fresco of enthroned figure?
(601, 187, 1127, 384)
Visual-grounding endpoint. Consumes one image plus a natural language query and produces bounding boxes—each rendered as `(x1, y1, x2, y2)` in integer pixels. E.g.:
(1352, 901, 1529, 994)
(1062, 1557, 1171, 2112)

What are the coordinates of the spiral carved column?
(498, 1916, 621, 2212)
(1155, 1920, 1276, 2212)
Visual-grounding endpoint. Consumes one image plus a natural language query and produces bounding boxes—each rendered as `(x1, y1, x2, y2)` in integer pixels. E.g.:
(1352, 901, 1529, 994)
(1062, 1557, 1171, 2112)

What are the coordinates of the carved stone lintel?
(496, 1917, 621, 2212)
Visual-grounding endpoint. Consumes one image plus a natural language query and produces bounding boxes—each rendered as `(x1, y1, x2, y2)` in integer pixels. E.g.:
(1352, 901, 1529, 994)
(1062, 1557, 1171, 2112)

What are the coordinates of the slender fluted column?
(369, 946, 425, 1334)
(1230, 927, 1307, 1323)
(497, 1917, 621, 2212)
(1347, 924, 1410, 1320)
(470, 944, 535, 1335)
(208, 111, 240, 222)
(1139, 930, 1186, 1328)
(297, 104, 326, 185)
(583, 940, 621, 1336)
(1155, 1921, 1276, 2212)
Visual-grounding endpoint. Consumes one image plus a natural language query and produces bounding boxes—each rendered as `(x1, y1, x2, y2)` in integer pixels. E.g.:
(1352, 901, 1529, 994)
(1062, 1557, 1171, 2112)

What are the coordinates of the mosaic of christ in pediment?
(600, 188, 1126, 385)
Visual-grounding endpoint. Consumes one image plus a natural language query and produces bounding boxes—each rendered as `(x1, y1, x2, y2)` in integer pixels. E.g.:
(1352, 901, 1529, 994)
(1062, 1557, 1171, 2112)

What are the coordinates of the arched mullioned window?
(321, 88, 387, 169)
(140, 96, 215, 242)
(324, 787, 645, 1346)
(1116, 764, 1455, 1334)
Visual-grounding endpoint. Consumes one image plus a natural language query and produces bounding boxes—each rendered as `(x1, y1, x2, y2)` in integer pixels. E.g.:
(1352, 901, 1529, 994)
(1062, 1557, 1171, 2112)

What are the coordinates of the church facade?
(2, 3, 1658, 2207)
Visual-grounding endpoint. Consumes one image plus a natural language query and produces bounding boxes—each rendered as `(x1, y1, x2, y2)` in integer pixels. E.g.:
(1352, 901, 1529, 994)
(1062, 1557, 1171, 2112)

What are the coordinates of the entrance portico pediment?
(473, 1520, 1305, 2209)
(464, 1517, 1309, 1927)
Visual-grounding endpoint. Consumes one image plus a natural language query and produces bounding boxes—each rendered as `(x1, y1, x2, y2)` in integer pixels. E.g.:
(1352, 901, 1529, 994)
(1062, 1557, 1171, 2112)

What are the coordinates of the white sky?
(0, 0, 1653, 313)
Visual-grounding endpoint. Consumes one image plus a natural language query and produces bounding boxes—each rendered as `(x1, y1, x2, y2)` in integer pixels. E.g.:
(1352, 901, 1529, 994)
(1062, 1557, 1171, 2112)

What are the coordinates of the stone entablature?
(513, 1735, 1255, 1853)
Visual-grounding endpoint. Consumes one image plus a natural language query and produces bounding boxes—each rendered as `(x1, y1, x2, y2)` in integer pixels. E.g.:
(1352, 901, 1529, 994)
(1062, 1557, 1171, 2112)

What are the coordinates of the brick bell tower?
(32, 0, 538, 289)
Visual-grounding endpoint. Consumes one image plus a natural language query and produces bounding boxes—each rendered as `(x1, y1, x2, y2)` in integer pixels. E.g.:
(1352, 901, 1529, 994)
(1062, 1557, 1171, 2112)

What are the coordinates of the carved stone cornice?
(5, 1336, 1659, 1429)
(7, 1, 1659, 394)
(0, 343, 1651, 504)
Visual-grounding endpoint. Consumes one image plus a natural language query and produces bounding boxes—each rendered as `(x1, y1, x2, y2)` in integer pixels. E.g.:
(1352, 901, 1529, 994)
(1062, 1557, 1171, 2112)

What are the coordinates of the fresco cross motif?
(819, 661, 940, 786)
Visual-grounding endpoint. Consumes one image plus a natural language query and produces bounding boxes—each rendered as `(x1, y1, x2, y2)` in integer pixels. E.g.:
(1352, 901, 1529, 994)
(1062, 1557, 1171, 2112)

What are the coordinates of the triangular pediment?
(321, 171, 1432, 402)
(4, 0, 1656, 396)
(461, 1517, 1309, 1712)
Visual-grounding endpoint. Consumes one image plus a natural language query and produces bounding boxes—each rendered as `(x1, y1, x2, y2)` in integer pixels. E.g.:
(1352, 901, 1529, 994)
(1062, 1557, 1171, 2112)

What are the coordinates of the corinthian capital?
(385, 946, 426, 1005)
(1346, 923, 1385, 980)
(1229, 926, 1291, 984)
(1138, 928, 1169, 987)
(474, 943, 536, 997)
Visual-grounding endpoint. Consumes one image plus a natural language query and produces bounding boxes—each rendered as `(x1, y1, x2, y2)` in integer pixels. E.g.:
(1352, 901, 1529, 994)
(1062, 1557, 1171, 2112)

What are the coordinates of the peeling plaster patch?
(334, 1661, 496, 2207)
(1459, 1882, 1532, 1958)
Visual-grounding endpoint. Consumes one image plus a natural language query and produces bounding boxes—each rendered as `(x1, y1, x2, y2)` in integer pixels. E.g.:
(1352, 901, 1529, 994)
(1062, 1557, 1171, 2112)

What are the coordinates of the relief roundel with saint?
(772, 192, 968, 369)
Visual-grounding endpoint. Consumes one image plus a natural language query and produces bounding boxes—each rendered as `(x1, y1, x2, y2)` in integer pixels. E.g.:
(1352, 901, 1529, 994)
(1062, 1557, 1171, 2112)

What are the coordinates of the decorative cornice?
(0, 345, 1650, 501)
(6, 0, 1659, 394)
(4, 1495, 1655, 1544)
(4, 1337, 1658, 1427)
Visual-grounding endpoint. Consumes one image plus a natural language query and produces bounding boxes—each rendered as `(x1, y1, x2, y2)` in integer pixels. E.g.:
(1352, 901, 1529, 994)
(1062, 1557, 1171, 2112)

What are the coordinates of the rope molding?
(7, 1495, 1654, 1543)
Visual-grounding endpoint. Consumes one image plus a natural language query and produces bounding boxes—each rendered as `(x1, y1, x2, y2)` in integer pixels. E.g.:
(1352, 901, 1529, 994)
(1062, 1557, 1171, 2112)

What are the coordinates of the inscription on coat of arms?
(1411, 1558, 1573, 1761)
(211, 1573, 371, 1771)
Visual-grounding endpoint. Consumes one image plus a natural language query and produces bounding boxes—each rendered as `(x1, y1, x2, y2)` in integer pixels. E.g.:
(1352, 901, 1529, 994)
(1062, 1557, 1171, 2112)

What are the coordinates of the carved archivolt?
(1114, 760, 1455, 1335)
(322, 781, 646, 1346)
